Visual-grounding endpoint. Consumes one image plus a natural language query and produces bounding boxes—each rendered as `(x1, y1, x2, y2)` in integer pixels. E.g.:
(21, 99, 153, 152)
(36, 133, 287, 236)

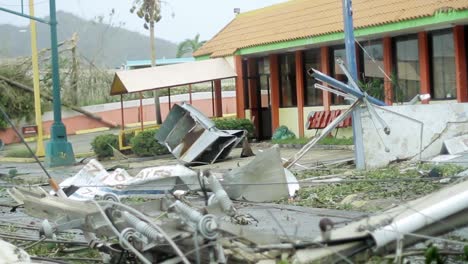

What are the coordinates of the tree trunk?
(150, 20, 162, 124)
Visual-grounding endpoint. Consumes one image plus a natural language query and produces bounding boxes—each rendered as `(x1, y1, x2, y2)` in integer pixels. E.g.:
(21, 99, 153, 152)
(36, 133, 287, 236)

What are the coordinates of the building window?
(303, 49, 323, 106)
(258, 57, 270, 108)
(330, 46, 346, 105)
(430, 29, 456, 100)
(279, 53, 297, 107)
(394, 35, 420, 102)
(362, 39, 385, 101)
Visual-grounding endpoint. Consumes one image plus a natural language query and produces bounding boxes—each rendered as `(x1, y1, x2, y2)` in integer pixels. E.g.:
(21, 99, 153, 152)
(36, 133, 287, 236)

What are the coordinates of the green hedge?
(213, 118, 254, 137)
(131, 129, 169, 157)
(91, 134, 119, 159)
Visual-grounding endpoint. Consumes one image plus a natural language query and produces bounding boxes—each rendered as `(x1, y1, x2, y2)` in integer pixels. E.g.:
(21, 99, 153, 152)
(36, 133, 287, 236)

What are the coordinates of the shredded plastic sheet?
(57, 159, 198, 200)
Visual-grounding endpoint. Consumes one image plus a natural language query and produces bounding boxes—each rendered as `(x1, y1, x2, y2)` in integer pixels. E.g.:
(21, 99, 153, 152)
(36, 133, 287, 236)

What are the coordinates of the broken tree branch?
(0, 74, 117, 128)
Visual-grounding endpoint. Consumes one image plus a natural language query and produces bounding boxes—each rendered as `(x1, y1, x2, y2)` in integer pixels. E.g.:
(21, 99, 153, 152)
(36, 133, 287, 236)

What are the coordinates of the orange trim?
(269, 54, 280, 132)
(418, 32, 431, 104)
(320, 46, 331, 111)
(383, 36, 394, 105)
(295, 51, 305, 137)
(454, 25, 468, 102)
(234, 55, 246, 118)
(214, 79, 223, 117)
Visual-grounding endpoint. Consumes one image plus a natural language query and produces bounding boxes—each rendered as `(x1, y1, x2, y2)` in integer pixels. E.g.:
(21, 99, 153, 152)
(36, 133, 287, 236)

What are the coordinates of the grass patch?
(318, 136, 353, 145)
(4, 148, 34, 158)
(271, 137, 353, 146)
(272, 137, 310, 145)
(281, 164, 465, 212)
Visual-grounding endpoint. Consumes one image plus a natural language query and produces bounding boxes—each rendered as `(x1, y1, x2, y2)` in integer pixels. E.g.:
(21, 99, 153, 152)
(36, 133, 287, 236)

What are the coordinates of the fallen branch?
(0, 75, 117, 128)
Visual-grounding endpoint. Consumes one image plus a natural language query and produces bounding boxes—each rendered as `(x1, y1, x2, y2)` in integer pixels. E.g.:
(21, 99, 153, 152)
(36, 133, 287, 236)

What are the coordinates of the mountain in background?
(0, 11, 178, 68)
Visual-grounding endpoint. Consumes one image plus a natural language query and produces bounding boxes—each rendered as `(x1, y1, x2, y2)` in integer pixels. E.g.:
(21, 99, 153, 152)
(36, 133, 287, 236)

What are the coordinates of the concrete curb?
(0, 151, 95, 163)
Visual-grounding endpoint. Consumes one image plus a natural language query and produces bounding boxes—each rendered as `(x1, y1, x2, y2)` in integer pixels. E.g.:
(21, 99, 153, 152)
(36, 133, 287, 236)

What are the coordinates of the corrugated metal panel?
(110, 58, 237, 95)
(157, 103, 246, 164)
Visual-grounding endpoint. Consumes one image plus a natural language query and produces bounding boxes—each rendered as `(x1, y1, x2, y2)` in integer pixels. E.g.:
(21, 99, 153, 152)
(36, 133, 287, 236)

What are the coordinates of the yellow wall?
(244, 109, 251, 121)
(279, 108, 299, 136)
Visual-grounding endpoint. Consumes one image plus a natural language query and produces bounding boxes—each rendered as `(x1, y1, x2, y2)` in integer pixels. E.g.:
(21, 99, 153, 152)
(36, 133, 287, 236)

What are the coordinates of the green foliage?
(91, 134, 119, 159)
(283, 165, 442, 212)
(131, 129, 169, 157)
(213, 118, 255, 138)
(130, 0, 162, 29)
(0, 62, 35, 129)
(425, 244, 444, 264)
(272, 125, 296, 140)
(176, 33, 207, 58)
(360, 78, 385, 101)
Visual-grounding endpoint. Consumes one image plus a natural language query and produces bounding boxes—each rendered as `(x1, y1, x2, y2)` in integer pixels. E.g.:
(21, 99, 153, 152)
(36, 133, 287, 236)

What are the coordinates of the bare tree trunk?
(150, 20, 162, 124)
(70, 33, 79, 106)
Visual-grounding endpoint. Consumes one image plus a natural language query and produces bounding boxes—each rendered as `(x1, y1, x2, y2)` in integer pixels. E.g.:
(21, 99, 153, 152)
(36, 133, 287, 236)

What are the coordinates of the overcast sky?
(0, 0, 286, 43)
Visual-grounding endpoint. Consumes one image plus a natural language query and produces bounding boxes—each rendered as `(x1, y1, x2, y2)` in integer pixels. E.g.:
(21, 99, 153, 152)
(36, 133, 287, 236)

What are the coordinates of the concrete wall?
(361, 103, 468, 168)
(0, 91, 237, 144)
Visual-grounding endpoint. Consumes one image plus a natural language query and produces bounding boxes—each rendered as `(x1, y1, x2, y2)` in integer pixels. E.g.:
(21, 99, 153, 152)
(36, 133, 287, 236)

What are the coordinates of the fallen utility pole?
(0, 75, 117, 128)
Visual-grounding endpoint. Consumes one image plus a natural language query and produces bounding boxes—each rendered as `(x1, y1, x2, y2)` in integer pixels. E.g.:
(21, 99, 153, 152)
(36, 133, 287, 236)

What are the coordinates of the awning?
(110, 58, 237, 95)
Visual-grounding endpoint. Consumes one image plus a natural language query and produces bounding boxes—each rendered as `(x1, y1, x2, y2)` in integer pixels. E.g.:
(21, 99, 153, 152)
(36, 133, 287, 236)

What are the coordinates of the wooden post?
(295, 50, 305, 137)
(269, 54, 280, 132)
(188, 84, 193, 104)
(383, 36, 394, 105)
(454, 25, 468, 102)
(214, 79, 223, 117)
(120, 94, 125, 129)
(418, 32, 431, 104)
(234, 55, 246, 118)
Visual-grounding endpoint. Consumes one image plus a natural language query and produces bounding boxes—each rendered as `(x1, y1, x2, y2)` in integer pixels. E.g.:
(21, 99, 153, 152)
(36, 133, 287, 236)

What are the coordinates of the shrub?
(213, 118, 255, 137)
(131, 129, 169, 157)
(272, 125, 296, 140)
(91, 134, 118, 159)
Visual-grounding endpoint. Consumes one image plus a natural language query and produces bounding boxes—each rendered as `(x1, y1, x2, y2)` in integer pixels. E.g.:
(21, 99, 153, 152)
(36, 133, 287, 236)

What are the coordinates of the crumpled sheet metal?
(156, 103, 245, 164)
(56, 159, 198, 200)
(223, 146, 298, 202)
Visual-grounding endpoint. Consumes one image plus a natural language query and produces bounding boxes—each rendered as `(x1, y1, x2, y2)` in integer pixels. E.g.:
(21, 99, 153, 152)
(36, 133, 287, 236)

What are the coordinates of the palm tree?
(176, 34, 206, 58)
(130, 0, 163, 124)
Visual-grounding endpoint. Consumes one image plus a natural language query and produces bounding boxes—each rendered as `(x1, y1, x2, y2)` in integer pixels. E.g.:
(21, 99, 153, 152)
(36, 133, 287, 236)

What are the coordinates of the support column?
(454, 25, 468, 102)
(295, 51, 305, 137)
(234, 55, 246, 118)
(214, 79, 223, 117)
(418, 32, 431, 104)
(320, 46, 332, 111)
(269, 54, 280, 133)
(383, 36, 394, 105)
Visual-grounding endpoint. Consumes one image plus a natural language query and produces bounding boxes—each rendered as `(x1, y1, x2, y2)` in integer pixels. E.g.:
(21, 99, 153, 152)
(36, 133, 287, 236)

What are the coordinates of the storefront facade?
(194, 0, 468, 139)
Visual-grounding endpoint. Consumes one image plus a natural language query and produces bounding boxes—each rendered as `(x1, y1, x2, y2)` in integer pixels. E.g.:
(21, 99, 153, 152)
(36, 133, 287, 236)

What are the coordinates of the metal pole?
(342, 0, 366, 169)
(139, 92, 144, 131)
(120, 94, 125, 129)
(29, 0, 45, 157)
(168, 87, 171, 111)
(211, 81, 215, 117)
(45, 0, 75, 166)
(188, 84, 193, 104)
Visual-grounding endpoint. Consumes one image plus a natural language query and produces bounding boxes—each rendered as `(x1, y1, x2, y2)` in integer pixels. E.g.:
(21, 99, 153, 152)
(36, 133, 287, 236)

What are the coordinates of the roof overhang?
(110, 58, 237, 95)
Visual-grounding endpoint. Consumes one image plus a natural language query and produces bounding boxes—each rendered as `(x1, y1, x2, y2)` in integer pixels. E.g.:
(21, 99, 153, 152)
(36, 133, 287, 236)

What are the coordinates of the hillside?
(0, 11, 177, 67)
